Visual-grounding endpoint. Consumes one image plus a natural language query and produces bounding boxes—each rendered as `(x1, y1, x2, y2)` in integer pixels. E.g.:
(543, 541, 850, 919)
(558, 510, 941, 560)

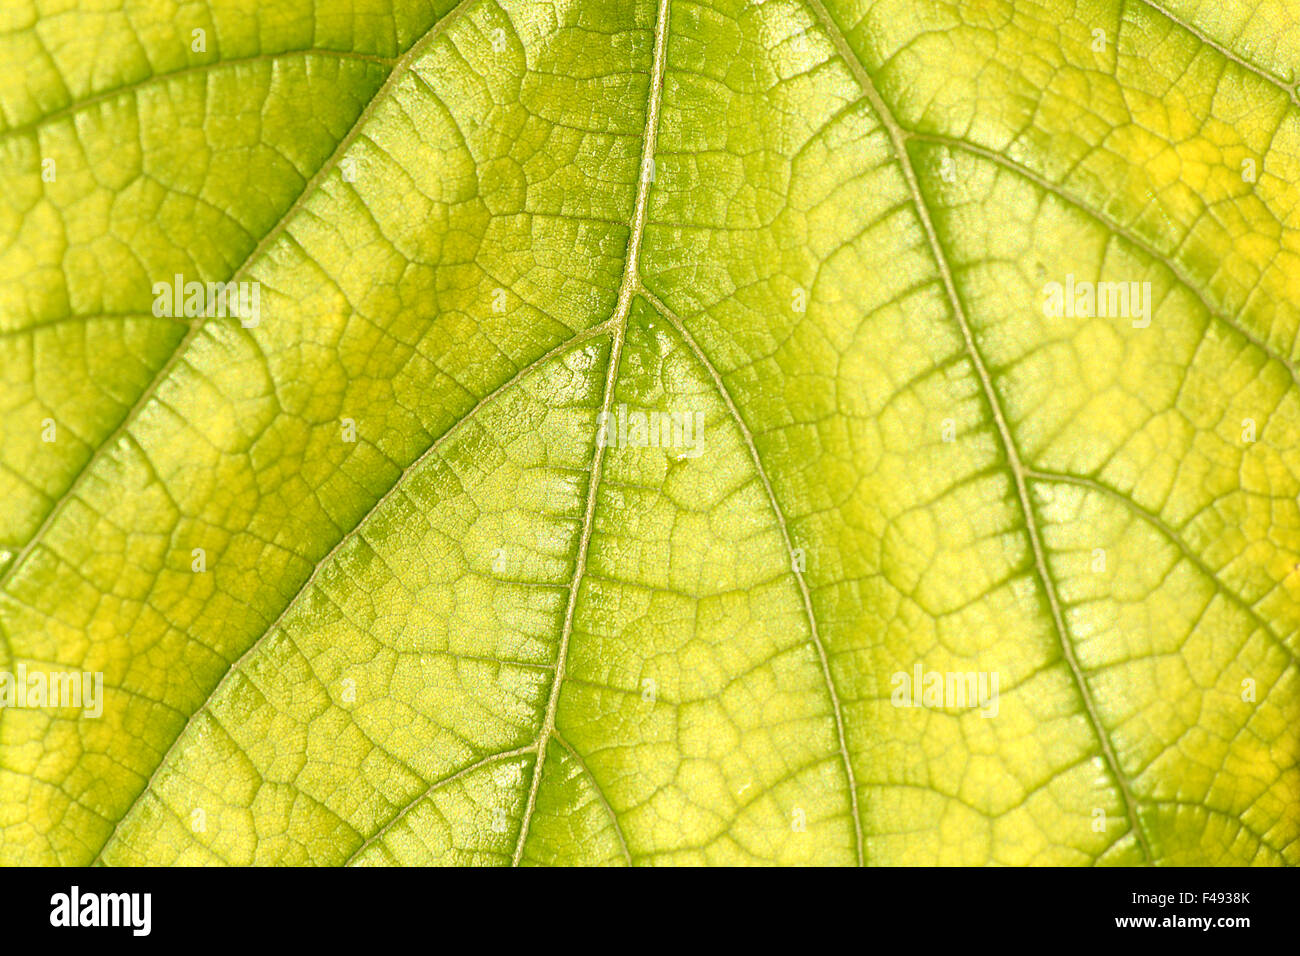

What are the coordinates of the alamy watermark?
(891, 664, 999, 717)
(50, 886, 150, 936)
(0, 664, 103, 718)
(152, 274, 260, 327)
(1042, 274, 1151, 328)
(596, 404, 705, 458)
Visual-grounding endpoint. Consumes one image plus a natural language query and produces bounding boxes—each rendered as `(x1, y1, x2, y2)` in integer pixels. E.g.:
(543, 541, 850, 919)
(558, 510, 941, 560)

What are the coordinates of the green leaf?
(0, 0, 1296, 866)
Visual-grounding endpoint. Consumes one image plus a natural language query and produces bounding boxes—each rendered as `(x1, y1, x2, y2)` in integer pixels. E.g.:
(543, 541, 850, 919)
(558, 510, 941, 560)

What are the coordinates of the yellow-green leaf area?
(0, 0, 1295, 866)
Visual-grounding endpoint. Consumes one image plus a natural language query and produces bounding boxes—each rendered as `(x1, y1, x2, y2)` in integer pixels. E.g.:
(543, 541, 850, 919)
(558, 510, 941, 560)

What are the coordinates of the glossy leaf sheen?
(0, 0, 1297, 865)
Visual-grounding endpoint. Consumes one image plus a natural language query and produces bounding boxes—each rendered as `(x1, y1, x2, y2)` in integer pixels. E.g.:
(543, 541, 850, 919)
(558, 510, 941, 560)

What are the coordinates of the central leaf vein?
(509, 0, 674, 867)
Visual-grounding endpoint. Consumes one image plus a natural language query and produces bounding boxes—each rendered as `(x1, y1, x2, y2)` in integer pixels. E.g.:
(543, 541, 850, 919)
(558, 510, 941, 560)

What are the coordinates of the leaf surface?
(0, 0, 1296, 866)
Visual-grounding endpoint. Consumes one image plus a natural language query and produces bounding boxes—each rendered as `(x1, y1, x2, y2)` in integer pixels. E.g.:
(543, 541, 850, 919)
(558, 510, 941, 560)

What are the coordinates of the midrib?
(509, 0, 673, 867)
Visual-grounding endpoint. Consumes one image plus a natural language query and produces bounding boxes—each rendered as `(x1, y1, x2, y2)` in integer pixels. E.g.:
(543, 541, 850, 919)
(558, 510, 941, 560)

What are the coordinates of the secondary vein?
(89, 324, 608, 864)
(0, 0, 480, 605)
(637, 285, 867, 866)
(805, 0, 1154, 863)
